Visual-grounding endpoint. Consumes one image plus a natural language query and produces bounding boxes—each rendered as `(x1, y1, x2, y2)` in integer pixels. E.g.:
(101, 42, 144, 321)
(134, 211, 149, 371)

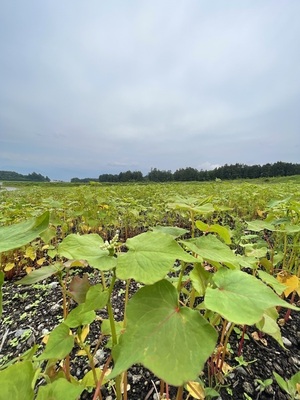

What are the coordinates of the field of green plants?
(0, 178, 299, 399)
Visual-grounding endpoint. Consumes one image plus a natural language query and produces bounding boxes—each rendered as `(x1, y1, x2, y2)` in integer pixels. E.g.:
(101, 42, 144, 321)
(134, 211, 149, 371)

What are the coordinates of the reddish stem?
(237, 325, 247, 357)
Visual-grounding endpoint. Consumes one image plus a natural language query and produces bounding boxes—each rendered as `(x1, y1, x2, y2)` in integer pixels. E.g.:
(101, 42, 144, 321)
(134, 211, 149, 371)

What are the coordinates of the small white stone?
(282, 336, 292, 347)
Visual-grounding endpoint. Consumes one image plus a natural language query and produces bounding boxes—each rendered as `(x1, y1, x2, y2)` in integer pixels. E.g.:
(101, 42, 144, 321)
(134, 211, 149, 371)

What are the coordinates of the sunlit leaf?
(25, 246, 36, 261)
(186, 381, 205, 399)
(36, 257, 45, 266)
(276, 272, 299, 297)
(77, 325, 89, 343)
(4, 262, 15, 272)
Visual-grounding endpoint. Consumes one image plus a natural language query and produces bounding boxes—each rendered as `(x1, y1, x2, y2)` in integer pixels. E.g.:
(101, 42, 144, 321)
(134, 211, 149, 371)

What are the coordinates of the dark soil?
(1, 272, 300, 400)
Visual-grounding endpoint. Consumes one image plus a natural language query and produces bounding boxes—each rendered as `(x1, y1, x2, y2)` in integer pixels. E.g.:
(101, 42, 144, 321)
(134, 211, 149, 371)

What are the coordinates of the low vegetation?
(0, 179, 299, 399)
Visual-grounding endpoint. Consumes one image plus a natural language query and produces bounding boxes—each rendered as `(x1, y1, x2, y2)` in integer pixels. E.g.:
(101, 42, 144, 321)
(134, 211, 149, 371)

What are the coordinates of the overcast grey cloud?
(0, 1, 299, 180)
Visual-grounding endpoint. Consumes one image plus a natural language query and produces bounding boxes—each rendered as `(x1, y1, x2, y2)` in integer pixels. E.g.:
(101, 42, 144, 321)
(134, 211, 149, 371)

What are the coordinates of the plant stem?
(284, 291, 296, 323)
(123, 372, 128, 400)
(237, 325, 247, 357)
(219, 319, 228, 345)
(177, 262, 186, 293)
(190, 210, 195, 238)
(123, 279, 131, 328)
(189, 287, 196, 308)
(106, 270, 122, 399)
(166, 383, 170, 399)
(176, 385, 183, 400)
(220, 322, 235, 372)
(93, 355, 112, 400)
(160, 379, 165, 396)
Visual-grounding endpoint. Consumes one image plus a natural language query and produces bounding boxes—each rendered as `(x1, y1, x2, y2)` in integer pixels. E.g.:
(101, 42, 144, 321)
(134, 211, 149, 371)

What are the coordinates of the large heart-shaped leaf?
(110, 279, 217, 386)
(205, 268, 300, 325)
(58, 234, 116, 270)
(182, 235, 240, 268)
(117, 231, 197, 284)
(0, 211, 49, 253)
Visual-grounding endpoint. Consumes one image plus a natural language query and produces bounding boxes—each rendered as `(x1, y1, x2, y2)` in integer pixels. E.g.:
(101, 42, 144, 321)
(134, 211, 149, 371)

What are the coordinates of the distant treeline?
(0, 171, 50, 182)
(71, 161, 300, 183)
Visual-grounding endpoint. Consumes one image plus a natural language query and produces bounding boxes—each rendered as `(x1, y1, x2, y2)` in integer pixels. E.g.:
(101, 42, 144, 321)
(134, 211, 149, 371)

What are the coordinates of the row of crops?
(0, 179, 299, 399)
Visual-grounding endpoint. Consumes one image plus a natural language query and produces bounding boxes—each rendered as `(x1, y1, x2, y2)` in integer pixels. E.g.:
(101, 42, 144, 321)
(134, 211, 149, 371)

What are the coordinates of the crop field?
(0, 178, 300, 399)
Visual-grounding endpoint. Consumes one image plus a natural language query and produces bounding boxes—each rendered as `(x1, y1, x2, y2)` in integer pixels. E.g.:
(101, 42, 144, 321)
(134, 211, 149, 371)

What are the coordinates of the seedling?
(273, 371, 300, 399)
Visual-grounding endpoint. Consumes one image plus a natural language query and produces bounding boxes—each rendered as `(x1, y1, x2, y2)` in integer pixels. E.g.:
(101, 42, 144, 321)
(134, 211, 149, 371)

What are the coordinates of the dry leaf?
(187, 381, 205, 399)
(4, 262, 15, 272)
(276, 272, 299, 297)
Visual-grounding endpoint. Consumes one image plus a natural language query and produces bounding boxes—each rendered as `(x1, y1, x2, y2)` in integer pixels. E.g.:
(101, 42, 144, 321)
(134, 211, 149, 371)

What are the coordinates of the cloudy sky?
(1, 1, 299, 181)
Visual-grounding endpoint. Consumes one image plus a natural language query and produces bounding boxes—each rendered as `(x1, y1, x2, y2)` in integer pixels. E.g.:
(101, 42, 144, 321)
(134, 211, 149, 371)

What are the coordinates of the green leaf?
(0, 361, 35, 400)
(110, 279, 217, 386)
(64, 284, 108, 328)
(258, 270, 287, 295)
(16, 264, 61, 285)
(36, 378, 84, 400)
(40, 226, 57, 243)
(64, 305, 95, 328)
(290, 371, 300, 390)
(150, 225, 189, 238)
(37, 323, 74, 360)
(246, 220, 276, 232)
(273, 372, 289, 393)
(0, 271, 4, 318)
(196, 221, 232, 244)
(168, 202, 215, 214)
(58, 234, 116, 271)
(182, 235, 240, 269)
(117, 231, 197, 284)
(84, 284, 109, 311)
(205, 269, 300, 325)
(81, 368, 110, 388)
(256, 308, 283, 347)
(190, 264, 211, 296)
(0, 211, 49, 253)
